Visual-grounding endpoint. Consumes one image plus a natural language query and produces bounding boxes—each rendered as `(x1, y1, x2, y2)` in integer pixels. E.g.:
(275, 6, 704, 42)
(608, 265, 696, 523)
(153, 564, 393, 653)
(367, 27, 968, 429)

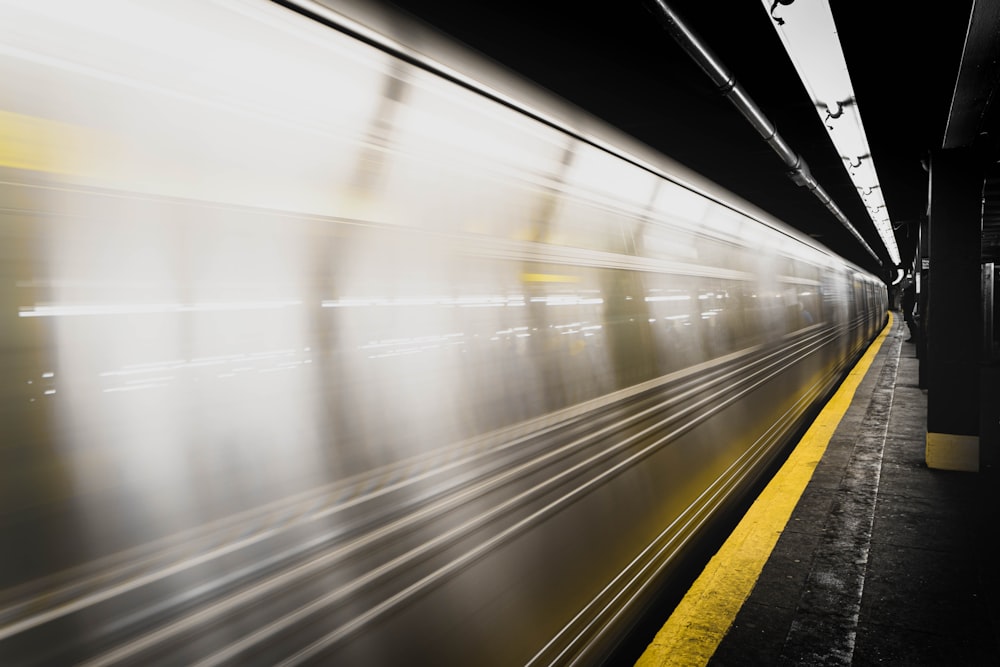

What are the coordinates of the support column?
(917, 216, 929, 387)
(925, 148, 983, 471)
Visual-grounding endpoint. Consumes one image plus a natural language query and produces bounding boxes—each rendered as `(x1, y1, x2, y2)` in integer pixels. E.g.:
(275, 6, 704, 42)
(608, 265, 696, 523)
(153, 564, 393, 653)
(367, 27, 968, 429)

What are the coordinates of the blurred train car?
(0, 0, 887, 664)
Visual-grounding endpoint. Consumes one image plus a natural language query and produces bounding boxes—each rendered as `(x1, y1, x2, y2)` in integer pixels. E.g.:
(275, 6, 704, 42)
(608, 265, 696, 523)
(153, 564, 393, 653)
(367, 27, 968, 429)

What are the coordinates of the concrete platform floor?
(709, 317, 1000, 666)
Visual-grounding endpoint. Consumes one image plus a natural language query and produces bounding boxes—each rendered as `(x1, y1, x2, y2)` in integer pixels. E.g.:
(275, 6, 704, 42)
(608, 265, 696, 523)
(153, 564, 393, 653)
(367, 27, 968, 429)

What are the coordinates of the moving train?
(0, 0, 887, 664)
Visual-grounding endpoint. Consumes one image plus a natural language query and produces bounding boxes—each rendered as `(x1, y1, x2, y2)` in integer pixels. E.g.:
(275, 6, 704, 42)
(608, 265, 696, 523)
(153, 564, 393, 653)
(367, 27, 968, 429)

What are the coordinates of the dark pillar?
(917, 216, 929, 387)
(924, 147, 982, 471)
(983, 264, 1000, 476)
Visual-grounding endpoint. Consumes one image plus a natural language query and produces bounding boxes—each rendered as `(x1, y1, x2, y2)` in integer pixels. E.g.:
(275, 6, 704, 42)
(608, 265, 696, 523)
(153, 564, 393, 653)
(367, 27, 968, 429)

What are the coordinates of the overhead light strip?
(764, 0, 901, 266)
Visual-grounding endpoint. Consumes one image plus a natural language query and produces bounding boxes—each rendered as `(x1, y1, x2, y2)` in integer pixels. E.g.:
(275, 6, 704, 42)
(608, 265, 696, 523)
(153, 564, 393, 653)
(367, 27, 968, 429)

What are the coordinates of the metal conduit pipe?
(642, 0, 881, 265)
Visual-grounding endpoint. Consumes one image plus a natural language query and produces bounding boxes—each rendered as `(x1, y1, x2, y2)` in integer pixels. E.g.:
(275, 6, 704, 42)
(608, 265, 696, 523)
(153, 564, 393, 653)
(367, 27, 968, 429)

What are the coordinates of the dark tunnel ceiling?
(380, 0, 977, 279)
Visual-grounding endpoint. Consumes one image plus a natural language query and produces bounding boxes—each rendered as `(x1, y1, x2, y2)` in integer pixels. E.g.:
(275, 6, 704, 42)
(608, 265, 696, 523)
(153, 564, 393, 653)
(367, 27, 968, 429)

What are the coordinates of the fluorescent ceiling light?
(763, 0, 901, 266)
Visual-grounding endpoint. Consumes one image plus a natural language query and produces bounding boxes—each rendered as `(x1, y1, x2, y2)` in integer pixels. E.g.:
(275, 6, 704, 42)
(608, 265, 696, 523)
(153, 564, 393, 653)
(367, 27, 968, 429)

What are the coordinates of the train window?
(774, 259, 823, 333)
(642, 274, 700, 374)
(777, 283, 821, 333)
(641, 275, 760, 373)
(697, 286, 738, 358)
(743, 285, 784, 343)
(821, 269, 849, 325)
(713, 282, 763, 353)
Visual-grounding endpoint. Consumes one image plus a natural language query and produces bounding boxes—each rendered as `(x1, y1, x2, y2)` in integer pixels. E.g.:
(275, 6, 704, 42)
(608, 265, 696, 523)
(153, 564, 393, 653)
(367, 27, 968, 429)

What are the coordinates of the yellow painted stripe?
(0, 109, 101, 174)
(925, 431, 979, 472)
(520, 272, 580, 283)
(636, 313, 894, 667)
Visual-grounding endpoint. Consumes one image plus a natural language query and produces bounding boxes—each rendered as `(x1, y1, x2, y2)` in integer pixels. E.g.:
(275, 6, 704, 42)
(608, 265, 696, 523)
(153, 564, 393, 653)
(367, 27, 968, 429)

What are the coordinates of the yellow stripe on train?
(0, 109, 102, 175)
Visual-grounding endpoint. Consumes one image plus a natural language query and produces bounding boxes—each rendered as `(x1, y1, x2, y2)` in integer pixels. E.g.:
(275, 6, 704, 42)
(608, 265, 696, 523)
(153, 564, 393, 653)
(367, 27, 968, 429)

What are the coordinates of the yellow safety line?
(635, 313, 894, 667)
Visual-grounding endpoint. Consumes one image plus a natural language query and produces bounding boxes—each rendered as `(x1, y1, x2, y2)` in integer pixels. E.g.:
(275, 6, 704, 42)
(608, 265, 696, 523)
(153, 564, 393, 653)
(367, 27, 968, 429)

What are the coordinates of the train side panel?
(0, 1, 887, 664)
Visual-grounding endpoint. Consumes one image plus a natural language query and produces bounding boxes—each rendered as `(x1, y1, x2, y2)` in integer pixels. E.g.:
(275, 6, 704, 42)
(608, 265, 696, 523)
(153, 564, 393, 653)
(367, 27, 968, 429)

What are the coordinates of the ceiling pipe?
(642, 0, 882, 266)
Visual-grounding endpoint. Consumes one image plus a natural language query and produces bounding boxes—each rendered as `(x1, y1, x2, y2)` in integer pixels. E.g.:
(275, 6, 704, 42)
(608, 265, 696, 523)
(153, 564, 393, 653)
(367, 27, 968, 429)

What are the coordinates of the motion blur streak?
(0, 0, 886, 665)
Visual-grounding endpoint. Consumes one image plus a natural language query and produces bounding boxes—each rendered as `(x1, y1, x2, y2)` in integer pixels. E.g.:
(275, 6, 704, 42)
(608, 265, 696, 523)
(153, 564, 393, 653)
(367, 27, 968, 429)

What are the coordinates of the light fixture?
(762, 0, 902, 266)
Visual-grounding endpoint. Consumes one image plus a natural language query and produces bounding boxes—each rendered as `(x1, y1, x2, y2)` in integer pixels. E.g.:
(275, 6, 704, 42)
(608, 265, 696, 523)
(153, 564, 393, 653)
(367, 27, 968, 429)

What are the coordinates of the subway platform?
(637, 314, 1000, 666)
